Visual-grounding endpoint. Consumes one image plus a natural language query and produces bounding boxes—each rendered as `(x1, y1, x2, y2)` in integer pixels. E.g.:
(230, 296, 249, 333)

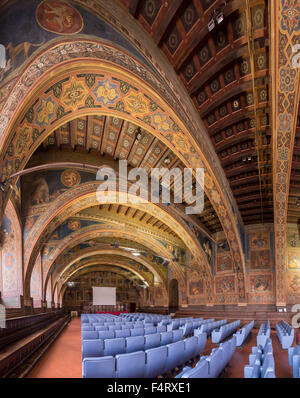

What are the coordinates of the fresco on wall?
(250, 232, 270, 250)
(248, 231, 272, 270)
(216, 252, 233, 273)
(0, 0, 152, 87)
(158, 240, 186, 263)
(49, 219, 100, 241)
(46, 279, 52, 307)
(0, 203, 22, 307)
(155, 284, 164, 300)
(249, 274, 273, 293)
(215, 276, 235, 294)
(36, 0, 84, 34)
(287, 273, 300, 294)
(250, 249, 271, 270)
(22, 170, 96, 216)
(31, 257, 42, 307)
(287, 248, 300, 269)
(187, 269, 204, 296)
(189, 280, 204, 296)
(216, 239, 232, 273)
(183, 220, 213, 266)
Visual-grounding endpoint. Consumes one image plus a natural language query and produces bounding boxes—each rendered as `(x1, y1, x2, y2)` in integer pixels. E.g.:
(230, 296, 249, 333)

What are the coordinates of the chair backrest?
(82, 356, 115, 378)
(98, 330, 115, 340)
(164, 341, 185, 373)
(115, 329, 131, 338)
(130, 328, 145, 337)
(82, 331, 99, 340)
(82, 325, 94, 331)
(156, 325, 167, 333)
(104, 337, 126, 356)
(206, 348, 223, 378)
(126, 335, 145, 353)
(115, 351, 146, 378)
(160, 331, 173, 346)
(180, 360, 209, 378)
(195, 332, 207, 355)
(94, 325, 108, 331)
(109, 325, 122, 331)
(144, 326, 156, 335)
(260, 353, 275, 378)
(183, 336, 198, 363)
(172, 329, 184, 342)
(145, 333, 161, 350)
(145, 346, 168, 378)
(82, 339, 104, 360)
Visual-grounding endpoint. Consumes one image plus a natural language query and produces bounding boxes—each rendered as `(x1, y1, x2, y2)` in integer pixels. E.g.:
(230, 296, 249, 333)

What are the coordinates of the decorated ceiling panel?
(121, 0, 272, 225)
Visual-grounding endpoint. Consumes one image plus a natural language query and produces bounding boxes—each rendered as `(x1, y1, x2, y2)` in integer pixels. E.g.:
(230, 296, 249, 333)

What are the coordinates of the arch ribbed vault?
(0, 42, 247, 302)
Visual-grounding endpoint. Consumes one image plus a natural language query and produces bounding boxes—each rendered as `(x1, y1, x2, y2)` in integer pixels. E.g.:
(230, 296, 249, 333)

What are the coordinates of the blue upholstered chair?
(104, 337, 126, 356)
(82, 339, 104, 360)
(145, 346, 168, 378)
(126, 335, 145, 353)
(82, 356, 115, 378)
(115, 351, 146, 378)
(145, 333, 161, 350)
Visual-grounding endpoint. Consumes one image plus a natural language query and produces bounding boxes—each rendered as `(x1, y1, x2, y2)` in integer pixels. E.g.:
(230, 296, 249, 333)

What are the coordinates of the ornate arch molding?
(44, 235, 169, 293)
(0, 40, 246, 302)
(55, 255, 158, 301)
(54, 249, 168, 305)
(57, 261, 152, 307)
(271, 1, 300, 305)
(47, 228, 174, 283)
(24, 187, 212, 302)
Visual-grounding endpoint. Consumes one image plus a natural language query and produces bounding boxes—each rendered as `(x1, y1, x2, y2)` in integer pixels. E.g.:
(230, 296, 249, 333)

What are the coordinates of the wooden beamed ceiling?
(120, 0, 273, 225)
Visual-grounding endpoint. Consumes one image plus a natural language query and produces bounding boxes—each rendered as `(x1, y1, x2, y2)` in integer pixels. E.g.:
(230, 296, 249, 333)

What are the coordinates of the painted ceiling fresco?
(0, 0, 299, 308)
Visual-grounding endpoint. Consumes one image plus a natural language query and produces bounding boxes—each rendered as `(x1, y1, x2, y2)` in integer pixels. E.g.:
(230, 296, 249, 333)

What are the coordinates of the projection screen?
(92, 287, 116, 305)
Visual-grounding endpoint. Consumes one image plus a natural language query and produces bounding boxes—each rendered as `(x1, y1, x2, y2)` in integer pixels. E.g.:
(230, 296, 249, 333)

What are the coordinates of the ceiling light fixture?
(208, 19, 215, 32)
(0, 44, 6, 69)
(216, 10, 224, 24)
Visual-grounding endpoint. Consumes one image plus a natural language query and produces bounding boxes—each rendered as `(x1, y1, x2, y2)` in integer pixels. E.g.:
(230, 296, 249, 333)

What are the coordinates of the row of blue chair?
(82, 323, 157, 331)
(234, 320, 254, 346)
(82, 330, 186, 359)
(194, 319, 224, 337)
(82, 326, 181, 340)
(167, 318, 201, 331)
(82, 313, 171, 324)
(257, 320, 270, 346)
(244, 337, 275, 378)
(120, 313, 171, 322)
(288, 345, 300, 378)
(211, 320, 240, 343)
(82, 333, 207, 378)
(82, 318, 155, 326)
(276, 320, 294, 349)
(176, 335, 236, 378)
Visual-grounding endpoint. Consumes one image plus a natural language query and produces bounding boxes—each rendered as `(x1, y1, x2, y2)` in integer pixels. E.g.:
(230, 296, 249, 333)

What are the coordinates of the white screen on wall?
(92, 287, 116, 305)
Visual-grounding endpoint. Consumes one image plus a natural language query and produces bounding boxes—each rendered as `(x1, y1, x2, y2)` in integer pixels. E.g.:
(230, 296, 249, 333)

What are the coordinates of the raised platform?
(96, 311, 128, 315)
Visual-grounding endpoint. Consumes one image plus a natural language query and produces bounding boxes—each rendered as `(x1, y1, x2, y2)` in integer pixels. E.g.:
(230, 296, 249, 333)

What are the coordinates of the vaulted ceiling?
(119, 0, 273, 225)
(34, 115, 222, 234)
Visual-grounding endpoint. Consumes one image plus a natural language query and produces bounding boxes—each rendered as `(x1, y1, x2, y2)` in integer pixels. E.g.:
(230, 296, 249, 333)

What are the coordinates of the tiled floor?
(27, 319, 293, 378)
